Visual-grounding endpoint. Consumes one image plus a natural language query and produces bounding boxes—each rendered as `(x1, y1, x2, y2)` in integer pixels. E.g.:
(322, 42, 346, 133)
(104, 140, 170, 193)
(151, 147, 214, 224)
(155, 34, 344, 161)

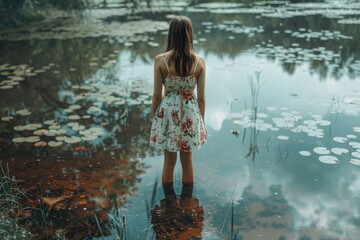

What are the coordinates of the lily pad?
(81, 135, 98, 141)
(24, 136, 40, 143)
(68, 114, 81, 120)
(48, 141, 63, 147)
(349, 142, 360, 148)
(299, 151, 311, 156)
(34, 141, 47, 147)
(44, 120, 57, 125)
(12, 137, 25, 143)
(277, 135, 289, 140)
(24, 123, 42, 131)
(49, 124, 61, 130)
(346, 134, 357, 139)
(349, 159, 360, 166)
(1, 116, 14, 121)
(319, 155, 339, 164)
(351, 152, 360, 158)
(331, 147, 349, 155)
(333, 137, 347, 143)
(13, 125, 25, 131)
(16, 109, 31, 116)
(33, 129, 49, 136)
(65, 136, 82, 144)
(314, 147, 330, 155)
(353, 127, 360, 133)
(69, 104, 82, 110)
(233, 120, 243, 125)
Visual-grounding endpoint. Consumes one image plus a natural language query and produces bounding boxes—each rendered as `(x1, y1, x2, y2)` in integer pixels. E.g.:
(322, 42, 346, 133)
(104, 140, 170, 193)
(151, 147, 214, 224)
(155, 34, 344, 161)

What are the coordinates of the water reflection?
(1, 0, 360, 239)
(151, 183, 204, 240)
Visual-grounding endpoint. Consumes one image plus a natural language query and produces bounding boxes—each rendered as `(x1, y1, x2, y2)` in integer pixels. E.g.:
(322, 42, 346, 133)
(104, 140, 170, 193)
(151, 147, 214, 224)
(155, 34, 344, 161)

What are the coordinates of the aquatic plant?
(244, 71, 264, 163)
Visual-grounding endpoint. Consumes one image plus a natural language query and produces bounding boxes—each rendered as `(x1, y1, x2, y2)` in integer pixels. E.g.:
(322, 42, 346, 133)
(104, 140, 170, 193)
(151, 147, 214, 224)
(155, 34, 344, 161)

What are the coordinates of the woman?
(149, 15, 207, 193)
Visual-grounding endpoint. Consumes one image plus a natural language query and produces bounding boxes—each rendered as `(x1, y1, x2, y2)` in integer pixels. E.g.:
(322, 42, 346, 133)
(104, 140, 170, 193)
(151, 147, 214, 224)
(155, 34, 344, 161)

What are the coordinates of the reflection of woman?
(149, 15, 207, 191)
(151, 183, 204, 239)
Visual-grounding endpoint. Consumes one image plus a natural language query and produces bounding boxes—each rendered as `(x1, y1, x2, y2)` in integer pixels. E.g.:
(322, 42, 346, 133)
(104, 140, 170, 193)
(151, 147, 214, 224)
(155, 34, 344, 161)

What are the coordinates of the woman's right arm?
(197, 57, 206, 120)
(152, 55, 164, 118)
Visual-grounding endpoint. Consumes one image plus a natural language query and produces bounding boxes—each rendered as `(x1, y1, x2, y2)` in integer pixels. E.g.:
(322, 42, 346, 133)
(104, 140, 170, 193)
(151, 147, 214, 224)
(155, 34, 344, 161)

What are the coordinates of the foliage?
(0, 0, 91, 29)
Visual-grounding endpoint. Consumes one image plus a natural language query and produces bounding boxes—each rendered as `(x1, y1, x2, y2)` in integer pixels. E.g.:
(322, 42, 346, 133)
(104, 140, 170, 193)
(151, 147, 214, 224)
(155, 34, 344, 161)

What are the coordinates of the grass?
(244, 71, 265, 164)
(0, 164, 32, 239)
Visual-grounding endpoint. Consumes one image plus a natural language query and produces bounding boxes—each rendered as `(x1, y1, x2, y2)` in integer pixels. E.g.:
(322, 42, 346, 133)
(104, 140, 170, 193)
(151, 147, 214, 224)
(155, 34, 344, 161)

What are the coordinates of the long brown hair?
(165, 16, 196, 76)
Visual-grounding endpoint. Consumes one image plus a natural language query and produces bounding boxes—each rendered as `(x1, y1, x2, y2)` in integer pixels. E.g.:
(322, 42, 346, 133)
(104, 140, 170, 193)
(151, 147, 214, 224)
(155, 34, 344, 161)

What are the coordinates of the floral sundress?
(149, 55, 207, 152)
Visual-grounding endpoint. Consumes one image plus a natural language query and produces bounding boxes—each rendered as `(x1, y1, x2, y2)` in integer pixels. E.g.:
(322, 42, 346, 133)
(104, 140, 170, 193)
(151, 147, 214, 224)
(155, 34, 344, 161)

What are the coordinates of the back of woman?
(149, 15, 207, 201)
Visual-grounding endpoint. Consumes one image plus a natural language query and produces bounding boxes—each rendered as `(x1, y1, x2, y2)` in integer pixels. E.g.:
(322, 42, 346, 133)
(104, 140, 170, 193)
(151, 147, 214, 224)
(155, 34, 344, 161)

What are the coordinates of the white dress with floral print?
(149, 56, 207, 152)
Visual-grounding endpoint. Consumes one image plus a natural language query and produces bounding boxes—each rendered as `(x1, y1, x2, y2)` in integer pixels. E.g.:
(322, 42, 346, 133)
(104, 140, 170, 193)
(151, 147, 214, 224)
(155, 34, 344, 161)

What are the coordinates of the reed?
(0, 164, 32, 239)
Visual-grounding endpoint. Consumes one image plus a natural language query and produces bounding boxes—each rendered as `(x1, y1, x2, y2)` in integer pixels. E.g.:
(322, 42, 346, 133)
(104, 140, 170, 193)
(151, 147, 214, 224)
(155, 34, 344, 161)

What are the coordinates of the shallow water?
(1, 0, 360, 239)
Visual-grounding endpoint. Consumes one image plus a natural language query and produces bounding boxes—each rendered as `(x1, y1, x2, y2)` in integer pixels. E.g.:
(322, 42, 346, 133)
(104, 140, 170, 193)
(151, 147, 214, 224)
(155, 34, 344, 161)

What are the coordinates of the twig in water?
(94, 212, 104, 240)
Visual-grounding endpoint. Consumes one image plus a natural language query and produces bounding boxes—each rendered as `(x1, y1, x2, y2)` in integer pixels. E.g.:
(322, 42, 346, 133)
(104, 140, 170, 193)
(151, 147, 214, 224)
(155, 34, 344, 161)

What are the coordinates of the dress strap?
(163, 55, 170, 75)
(193, 57, 199, 75)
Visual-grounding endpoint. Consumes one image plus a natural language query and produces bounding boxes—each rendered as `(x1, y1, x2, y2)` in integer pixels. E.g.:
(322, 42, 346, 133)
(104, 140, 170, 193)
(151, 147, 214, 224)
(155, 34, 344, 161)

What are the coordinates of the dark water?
(1, 0, 360, 239)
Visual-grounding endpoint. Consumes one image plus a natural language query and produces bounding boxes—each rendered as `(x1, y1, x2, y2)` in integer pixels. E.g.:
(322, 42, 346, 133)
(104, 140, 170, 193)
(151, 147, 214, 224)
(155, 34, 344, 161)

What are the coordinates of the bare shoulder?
(154, 53, 166, 62)
(195, 54, 206, 71)
(154, 53, 167, 70)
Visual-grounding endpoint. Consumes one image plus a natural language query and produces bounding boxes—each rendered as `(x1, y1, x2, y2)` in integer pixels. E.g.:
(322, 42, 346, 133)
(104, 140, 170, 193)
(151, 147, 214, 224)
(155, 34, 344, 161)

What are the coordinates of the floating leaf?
(33, 129, 49, 136)
(12, 137, 25, 143)
(56, 136, 67, 141)
(45, 131, 56, 137)
(64, 108, 74, 113)
(65, 136, 81, 144)
(299, 151, 311, 156)
(277, 135, 289, 140)
(81, 135, 97, 141)
(48, 141, 63, 147)
(89, 127, 104, 136)
(56, 129, 67, 135)
(49, 124, 61, 130)
(68, 114, 81, 120)
(24, 136, 40, 143)
(69, 104, 82, 110)
(13, 125, 25, 131)
(16, 109, 31, 116)
(317, 120, 331, 126)
(72, 125, 86, 131)
(314, 147, 330, 155)
(353, 127, 360, 133)
(1, 116, 13, 121)
(24, 123, 42, 131)
(44, 119, 57, 125)
(34, 141, 47, 147)
(346, 134, 357, 139)
(349, 142, 360, 148)
(349, 159, 360, 166)
(331, 148, 349, 155)
(333, 137, 347, 143)
(351, 152, 360, 158)
(319, 155, 339, 164)
(233, 120, 243, 125)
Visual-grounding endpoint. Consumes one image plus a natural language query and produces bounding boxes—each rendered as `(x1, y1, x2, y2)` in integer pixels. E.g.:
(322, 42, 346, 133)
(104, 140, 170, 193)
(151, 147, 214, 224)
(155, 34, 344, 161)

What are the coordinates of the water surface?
(1, 0, 360, 239)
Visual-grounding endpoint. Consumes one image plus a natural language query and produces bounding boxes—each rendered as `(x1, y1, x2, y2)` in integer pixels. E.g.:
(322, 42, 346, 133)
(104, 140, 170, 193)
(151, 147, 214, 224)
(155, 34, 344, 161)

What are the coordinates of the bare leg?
(162, 150, 177, 183)
(180, 151, 194, 183)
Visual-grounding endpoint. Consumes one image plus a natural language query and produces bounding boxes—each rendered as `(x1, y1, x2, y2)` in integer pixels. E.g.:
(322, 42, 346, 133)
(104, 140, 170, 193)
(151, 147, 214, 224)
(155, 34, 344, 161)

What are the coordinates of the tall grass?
(0, 164, 32, 239)
(244, 71, 264, 164)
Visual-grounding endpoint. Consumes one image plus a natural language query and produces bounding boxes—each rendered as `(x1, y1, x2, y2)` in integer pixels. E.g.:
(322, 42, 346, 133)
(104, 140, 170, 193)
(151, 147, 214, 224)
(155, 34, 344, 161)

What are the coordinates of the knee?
(180, 153, 193, 165)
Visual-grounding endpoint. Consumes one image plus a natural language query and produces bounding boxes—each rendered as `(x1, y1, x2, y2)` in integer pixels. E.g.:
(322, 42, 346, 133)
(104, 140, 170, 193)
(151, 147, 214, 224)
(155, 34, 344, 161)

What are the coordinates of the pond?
(1, 0, 360, 239)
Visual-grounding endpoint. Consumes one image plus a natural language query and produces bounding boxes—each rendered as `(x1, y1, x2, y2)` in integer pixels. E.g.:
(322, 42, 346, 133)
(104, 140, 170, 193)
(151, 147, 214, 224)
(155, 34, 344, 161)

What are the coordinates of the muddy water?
(1, 0, 360, 239)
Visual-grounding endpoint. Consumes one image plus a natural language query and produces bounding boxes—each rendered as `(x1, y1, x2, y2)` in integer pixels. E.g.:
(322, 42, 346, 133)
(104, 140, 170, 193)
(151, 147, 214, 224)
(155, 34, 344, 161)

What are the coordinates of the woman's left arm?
(152, 55, 164, 118)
